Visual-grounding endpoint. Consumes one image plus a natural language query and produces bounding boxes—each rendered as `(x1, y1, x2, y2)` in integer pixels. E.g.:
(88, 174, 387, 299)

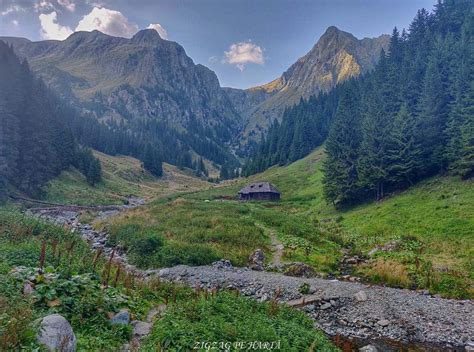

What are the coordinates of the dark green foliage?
(247, 0, 474, 205)
(323, 84, 362, 205)
(195, 156, 208, 177)
(0, 42, 103, 197)
(142, 291, 337, 352)
(143, 144, 163, 177)
(67, 101, 239, 178)
(0, 42, 74, 197)
(73, 147, 102, 186)
(243, 89, 338, 175)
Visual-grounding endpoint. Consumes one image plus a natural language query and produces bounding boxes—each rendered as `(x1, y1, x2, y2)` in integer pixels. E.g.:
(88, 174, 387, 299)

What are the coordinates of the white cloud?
(75, 7, 138, 38)
(223, 41, 264, 71)
(57, 0, 75, 12)
(12, 19, 19, 26)
(39, 11, 73, 40)
(147, 23, 167, 39)
(1, 4, 25, 16)
(35, 0, 55, 13)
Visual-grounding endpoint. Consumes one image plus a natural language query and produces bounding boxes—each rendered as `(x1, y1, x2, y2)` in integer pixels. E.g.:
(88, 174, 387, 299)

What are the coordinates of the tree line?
(245, 0, 473, 206)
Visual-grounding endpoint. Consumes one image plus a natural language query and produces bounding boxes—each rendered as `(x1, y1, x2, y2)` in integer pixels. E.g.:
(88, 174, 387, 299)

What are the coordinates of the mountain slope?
(1, 29, 240, 168)
(226, 27, 389, 145)
(184, 148, 474, 298)
(44, 150, 211, 205)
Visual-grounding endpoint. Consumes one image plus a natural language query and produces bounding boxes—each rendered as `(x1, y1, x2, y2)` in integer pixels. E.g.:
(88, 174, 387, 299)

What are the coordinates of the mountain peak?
(323, 26, 341, 35)
(317, 25, 356, 45)
(131, 29, 163, 44)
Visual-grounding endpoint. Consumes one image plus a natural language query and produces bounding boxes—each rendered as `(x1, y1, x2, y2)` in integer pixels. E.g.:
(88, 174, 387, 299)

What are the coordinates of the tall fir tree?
(323, 84, 362, 205)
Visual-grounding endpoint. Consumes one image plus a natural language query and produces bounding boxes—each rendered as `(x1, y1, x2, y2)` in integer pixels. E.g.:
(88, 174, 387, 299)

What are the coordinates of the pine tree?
(358, 93, 394, 200)
(323, 86, 362, 205)
(417, 41, 451, 175)
(86, 159, 102, 186)
(388, 104, 423, 186)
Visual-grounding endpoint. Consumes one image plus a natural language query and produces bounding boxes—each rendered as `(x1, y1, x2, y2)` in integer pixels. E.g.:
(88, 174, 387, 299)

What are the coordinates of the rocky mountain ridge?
(1, 26, 388, 161)
(2, 30, 239, 131)
(227, 26, 390, 146)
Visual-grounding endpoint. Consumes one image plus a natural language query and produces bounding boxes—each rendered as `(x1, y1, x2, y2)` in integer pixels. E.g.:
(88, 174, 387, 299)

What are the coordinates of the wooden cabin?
(238, 182, 280, 201)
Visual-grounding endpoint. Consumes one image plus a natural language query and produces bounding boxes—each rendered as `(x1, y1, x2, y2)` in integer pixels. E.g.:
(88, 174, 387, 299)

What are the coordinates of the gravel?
(156, 264, 473, 349)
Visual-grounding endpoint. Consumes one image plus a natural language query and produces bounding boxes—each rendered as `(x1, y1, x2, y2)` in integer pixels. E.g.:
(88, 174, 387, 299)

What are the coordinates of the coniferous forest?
(0, 42, 102, 199)
(244, 0, 473, 205)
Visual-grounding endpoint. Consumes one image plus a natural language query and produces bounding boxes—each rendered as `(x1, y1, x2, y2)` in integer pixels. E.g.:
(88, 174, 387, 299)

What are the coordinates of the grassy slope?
(44, 151, 211, 205)
(105, 147, 473, 298)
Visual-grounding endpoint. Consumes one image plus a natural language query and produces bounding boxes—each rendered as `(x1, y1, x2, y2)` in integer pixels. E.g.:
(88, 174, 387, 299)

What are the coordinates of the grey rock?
(248, 249, 265, 271)
(37, 314, 77, 352)
(23, 282, 34, 295)
(377, 319, 390, 327)
(359, 345, 378, 352)
(212, 259, 233, 270)
(320, 303, 332, 310)
(158, 268, 170, 277)
(132, 321, 152, 336)
(110, 309, 130, 325)
(355, 291, 368, 302)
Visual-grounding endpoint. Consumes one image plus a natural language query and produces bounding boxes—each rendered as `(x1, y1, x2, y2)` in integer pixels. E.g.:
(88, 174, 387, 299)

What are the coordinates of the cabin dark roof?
(238, 182, 280, 194)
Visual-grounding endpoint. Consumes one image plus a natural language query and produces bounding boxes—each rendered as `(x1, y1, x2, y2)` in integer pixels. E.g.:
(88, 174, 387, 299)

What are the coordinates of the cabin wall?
(239, 192, 280, 201)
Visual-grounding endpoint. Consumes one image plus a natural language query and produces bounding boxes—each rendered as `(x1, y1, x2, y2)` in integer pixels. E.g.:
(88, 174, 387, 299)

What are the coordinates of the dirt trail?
(254, 222, 284, 267)
(268, 231, 284, 267)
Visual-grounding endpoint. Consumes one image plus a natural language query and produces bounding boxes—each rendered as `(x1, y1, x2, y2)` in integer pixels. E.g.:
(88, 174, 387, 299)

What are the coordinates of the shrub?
(299, 283, 310, 294)
(159, 243, 219, 267)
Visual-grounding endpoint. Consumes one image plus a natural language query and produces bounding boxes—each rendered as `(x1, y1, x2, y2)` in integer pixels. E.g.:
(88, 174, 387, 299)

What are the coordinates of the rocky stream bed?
(28, 204, 474, 351)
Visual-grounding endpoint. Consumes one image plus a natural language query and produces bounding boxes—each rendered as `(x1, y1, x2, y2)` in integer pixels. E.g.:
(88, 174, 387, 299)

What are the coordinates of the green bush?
(159, 243, 219, 267)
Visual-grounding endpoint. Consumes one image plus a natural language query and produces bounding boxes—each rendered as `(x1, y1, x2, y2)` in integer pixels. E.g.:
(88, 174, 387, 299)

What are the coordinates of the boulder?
(377, 319, 390, 327)
(359, 345, 378, 352)
(212, 259, 233, 270)
(248, 249, 265, 271)
(355, 290, 368, 302)
(37, 314, 77, 352)
(110, 309, 130, 325)
(283, 262, 316, 278)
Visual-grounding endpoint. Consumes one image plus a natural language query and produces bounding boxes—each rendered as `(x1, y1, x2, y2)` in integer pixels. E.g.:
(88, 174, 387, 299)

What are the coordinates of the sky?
(0, 0, 436, 89)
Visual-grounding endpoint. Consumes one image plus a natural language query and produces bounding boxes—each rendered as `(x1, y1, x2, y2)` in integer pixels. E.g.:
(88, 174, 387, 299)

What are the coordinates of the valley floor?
(100, 148, 473, 299)
(25, 202, 474, 350)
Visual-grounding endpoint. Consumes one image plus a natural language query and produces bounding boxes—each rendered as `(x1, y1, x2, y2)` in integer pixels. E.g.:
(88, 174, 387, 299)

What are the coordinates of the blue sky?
(0, 0, 435, 88)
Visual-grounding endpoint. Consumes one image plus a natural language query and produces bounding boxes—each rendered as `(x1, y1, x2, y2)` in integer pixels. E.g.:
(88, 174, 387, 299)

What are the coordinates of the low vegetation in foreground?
(102, 149, 473, 299)
(142, 291, 337, 352)
(0, 209, 335, 350)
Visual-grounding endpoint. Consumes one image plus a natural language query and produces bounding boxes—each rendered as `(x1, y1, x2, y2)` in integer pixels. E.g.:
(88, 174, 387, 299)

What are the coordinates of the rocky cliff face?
(227, 26, 389, 146)
(1, 29, 240, 143)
